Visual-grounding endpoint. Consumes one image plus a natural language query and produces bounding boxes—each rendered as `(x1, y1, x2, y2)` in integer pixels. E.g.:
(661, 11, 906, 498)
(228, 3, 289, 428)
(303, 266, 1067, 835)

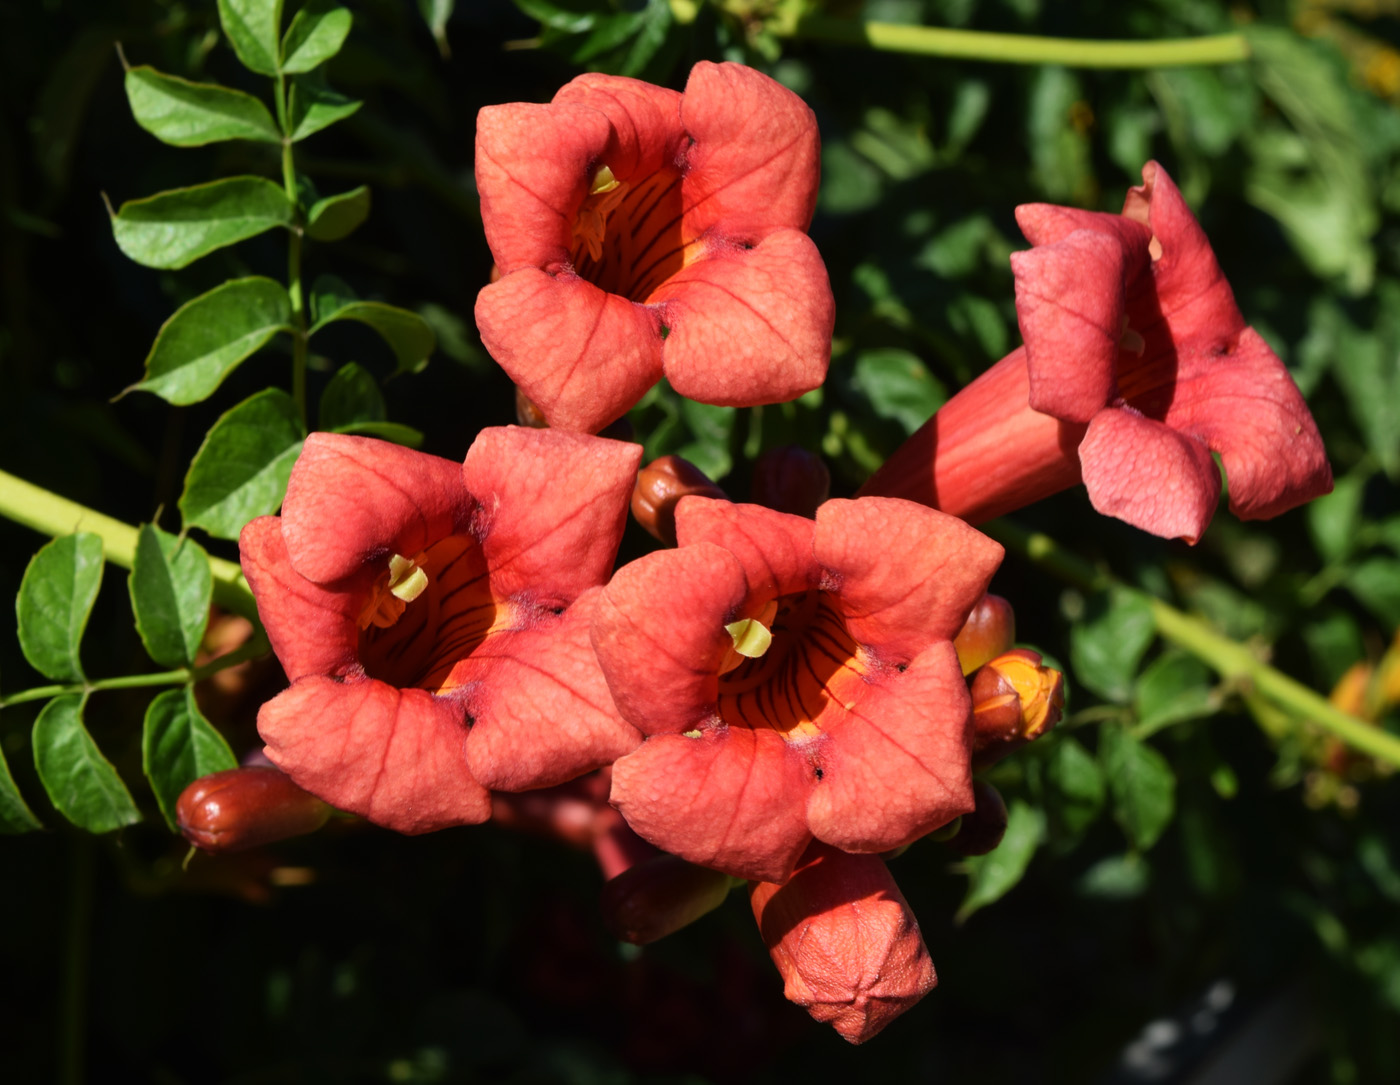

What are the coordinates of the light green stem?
(982, 520, 1400, 769)
(0, 632, 269, 709)
(0, 470, 257, 620)
(280, 76, 309, 428)
(783, 16, 1252, 68)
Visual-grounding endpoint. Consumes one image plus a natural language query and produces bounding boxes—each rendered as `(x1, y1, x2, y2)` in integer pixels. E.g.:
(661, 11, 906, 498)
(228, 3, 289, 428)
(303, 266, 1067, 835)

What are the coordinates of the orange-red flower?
(863, 162, 1332, 543)
(749, 841, 938, 1043)
(475, 61, 834, 433)
(240, 428, 642, 833)
(592, 497, 1002, 883)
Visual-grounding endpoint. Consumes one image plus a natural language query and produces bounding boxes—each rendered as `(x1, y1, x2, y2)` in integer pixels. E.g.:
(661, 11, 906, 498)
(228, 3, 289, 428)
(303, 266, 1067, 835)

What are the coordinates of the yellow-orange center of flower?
(570, 163, 703, 303)
(717, 591, 868, 741)
(357, 535, 511, 693)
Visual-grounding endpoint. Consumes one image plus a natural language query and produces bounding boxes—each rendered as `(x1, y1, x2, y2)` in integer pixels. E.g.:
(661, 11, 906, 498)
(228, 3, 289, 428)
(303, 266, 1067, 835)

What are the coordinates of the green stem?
(280, 77, 309, 429)
(0, 632, 270, 709)
(782, 16, 1252, 68)
(983, 519, 1400, 769)
(0, 470, 257, 620)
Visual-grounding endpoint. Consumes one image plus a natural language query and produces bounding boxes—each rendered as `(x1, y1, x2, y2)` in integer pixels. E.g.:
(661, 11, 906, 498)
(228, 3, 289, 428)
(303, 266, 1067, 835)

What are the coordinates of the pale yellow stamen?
(358, 553, 429, 630)
(572, 165, 629, 263)
(717, 599, 779, 676)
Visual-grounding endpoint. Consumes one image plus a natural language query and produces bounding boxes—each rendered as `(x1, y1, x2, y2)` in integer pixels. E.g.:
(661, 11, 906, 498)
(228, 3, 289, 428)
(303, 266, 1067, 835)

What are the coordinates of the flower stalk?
(782, 16, 1252, 68)
(983, 519, 1400, 770)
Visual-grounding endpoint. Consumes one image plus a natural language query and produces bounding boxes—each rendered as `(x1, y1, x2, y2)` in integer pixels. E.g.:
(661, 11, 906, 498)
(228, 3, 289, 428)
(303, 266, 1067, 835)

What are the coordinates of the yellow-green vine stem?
(781, 16, 1252, 68)
(983, 519, 1400, 770)
(279, 74, 309, 428)
(0, 470, 257, 620)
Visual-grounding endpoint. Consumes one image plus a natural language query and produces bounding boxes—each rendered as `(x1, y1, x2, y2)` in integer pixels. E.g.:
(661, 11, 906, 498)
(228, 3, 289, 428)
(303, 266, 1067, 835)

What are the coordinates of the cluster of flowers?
(180, 62, 1332, 1043)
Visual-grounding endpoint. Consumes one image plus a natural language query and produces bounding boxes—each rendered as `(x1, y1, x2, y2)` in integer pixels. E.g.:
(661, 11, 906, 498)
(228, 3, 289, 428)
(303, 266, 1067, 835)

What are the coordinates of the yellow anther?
(387, 553, 428, 602)
(358, 553, 429, 630)
(725, 618, 773, 659)
(573, 165, 628, 263)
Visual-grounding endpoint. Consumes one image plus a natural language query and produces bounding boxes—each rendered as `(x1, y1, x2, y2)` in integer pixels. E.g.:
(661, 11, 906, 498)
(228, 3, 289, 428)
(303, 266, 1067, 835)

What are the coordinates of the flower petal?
(1012, 227, 1141, 422)
(476, 101, 612, 274)
(1079, 406, 1222, 543)
(674, 498, 819, 601)
(463, 426, 641, 604)
(654, 230, 833, 406)
(239, 516, 359, 681)
(679, 61, 820, 240)
(1163, 328, 1333, 521)
(592, 544, 747, 735)
(475, 268, 663, 433)
(805, 641, 974, 853)
(464, 590, 641, 791)
(610, 727, 813, 882)
(280, 433, 473, 585)
(553, 74, 683, 183)
(258, 676, 489, 834)
(815, 498, 1003, 658)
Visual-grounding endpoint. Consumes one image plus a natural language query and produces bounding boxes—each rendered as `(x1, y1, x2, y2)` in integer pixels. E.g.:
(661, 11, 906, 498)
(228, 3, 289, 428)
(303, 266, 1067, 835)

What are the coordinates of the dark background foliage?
(2, 0, 1398, 1081)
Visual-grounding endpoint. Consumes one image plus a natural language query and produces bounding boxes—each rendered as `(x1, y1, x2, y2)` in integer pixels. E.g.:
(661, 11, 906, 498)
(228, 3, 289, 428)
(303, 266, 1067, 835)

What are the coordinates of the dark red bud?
(953, 594, 1016, 676)
(945, 780, 1008, 856)
(176, 767, 331, 853)
(600, 853, 735, 944)
(631, 454, 727, 546)
(750, 445, 831, 519)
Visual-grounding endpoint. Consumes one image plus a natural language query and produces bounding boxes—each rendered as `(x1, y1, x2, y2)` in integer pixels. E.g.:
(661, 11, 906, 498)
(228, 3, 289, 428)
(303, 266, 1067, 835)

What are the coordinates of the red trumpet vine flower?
(862, 161, 1332, 543)
(475, 61, 834, 434)
(749, 841, 938, 1044)
(239, 428, 642, 833)
(592, 496, 1003, 883)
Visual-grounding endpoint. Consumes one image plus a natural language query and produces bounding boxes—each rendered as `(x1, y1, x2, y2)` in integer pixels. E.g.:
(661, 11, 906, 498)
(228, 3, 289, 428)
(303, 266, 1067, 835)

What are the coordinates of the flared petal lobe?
(475, 61, 832, 432)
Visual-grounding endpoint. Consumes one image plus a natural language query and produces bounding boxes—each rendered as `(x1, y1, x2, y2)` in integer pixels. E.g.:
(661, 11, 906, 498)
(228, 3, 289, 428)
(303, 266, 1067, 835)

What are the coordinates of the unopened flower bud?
(631, 454, 727, 546)
(515, 387, 549, 428)
(750, 445, 830, 519)
(953, 593, 1016, 676)
(945, 780, 1008, 856)
(749, 841, 937, 1044)
(177, 767, 331, 853)
(970, 648, 1065, 768)
(601, 853, 736, 945)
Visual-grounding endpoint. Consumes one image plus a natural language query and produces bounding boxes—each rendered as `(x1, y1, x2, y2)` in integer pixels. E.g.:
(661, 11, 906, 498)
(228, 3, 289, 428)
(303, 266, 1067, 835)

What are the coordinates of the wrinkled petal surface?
(1079, 407, 1222, 543)
(464, 591, 641, 791)
(259, 677, 489, 834)
(610, 727, 814, 883)
(675, 498, 819, 601)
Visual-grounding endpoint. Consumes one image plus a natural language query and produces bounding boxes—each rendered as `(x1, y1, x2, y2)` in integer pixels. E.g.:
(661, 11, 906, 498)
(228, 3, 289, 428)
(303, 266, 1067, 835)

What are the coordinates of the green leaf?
(1043, 735, 1105, 840)
(0, 744, 43, 833)
(129, 524, 213, 669)
(281, 0, 353, 73)
(128, 277, 292, 404)
(956, 800, 1043, 923)
(1099, 725, 1176, 852)
(1133, 652, 1219, 738)
(310, 277, 435, 375)
(218, 0, 285, 77)
(676, 399, 735, 481)
(331, 421, 424, 448)
(417, 0, 453, 56)
(180, 389, 307, 540)
(16, 532, 104, 683)
(1027, 66, 1092, 203)
(32, 696, 141, 833)
(142, 687, 237, 831)
(1348, 558, 1400, 629)
(319, 362, 385, 429)
(124, 66, 280, 147)
(1070, 588, 1157, 703)
(851, 348, 946, 435)
(111, 177, 295, 270)
(305, 185, 370, 242)
(515, 0, 599, 34)
(287, 74, 362, 141)
(1077, 853, 1150, 900)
